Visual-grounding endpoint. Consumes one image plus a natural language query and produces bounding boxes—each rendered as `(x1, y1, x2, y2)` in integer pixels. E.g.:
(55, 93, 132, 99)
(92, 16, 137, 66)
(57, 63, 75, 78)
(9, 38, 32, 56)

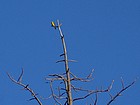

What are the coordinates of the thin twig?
(94, 93, 98, 105)
(17, 68, 24, 82)
(70, 72, 93, 82)
(56, 60, 77, 63)
(121, 77, 124, 89)
(87, 69, 94, 79)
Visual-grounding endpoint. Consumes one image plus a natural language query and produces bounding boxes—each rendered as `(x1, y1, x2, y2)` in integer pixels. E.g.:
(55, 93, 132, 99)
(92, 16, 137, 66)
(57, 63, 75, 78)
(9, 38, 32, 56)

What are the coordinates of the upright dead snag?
(56, 20, 73, 105)
(49, 20, 136, 105)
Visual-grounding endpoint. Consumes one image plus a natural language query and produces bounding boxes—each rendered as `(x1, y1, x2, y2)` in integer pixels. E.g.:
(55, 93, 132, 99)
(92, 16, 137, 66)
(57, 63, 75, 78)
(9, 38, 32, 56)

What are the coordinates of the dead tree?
(46, 20, 136, 105)
(7, 20, 136, 105)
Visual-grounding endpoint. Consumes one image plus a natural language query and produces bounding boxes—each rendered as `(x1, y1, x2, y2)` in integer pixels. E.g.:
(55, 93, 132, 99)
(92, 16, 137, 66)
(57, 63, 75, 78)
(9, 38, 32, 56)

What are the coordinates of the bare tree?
(7, 20, 136, 105)
(46, 20, 136, 105)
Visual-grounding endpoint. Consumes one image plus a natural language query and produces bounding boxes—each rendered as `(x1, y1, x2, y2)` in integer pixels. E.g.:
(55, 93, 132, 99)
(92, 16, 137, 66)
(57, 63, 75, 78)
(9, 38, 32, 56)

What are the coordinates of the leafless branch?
(87, 69, 94, 79)
(7, 70, 42, 105)
(94, 93, 98, 105)
(121, 77, 124, 89)
(17, 68, 24, 82)
(73, 80, 114, 102)
(73, 91, 93, 102)
(46, 72, 73, 104)
(56, 60, 65, 63)
(56, 60, 77, 63)
(46, 74, 67, 83)
(49, 81, 63, 105)
(71, 85, 92, 92)
(41, 94, 52, 100)
(60, 53, 65, 57)
(107, 79, 136, 105)
(70, 71, 94, 82)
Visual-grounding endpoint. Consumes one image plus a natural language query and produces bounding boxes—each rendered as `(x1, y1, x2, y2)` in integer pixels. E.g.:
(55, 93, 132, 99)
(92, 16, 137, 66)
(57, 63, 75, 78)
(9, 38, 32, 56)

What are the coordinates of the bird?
(51, 21, 56, 29)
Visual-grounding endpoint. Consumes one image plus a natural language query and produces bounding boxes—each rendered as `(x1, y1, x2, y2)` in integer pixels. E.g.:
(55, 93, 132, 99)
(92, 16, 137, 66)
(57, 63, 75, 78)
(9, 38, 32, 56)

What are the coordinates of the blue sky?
(0, 0, 140, 105)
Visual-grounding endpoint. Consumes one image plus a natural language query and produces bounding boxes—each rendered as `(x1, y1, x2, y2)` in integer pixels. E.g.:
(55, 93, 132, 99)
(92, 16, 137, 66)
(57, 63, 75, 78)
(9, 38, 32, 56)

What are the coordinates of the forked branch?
(107, 78, 136, 105)
(73, 80, 114, 102)
(7, 69, 42, 105)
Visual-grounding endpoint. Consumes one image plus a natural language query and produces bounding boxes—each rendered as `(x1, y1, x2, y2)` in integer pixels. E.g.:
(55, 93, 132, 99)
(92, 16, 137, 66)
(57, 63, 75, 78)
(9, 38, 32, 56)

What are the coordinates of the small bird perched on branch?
(51, 21, 62, 29)
(51, 21, 57, 29)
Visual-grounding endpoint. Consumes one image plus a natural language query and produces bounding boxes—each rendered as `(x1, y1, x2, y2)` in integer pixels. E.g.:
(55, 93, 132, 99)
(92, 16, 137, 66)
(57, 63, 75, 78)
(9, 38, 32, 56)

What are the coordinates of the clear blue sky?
(0, 0, 140, 105)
